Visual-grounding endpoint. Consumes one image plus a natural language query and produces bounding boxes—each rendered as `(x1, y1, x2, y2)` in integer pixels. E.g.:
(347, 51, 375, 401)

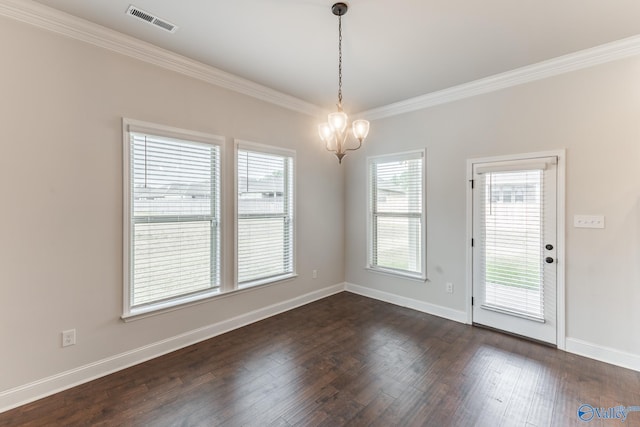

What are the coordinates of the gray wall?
(346, 56, 640, 358)
(0, 16, 344, 392)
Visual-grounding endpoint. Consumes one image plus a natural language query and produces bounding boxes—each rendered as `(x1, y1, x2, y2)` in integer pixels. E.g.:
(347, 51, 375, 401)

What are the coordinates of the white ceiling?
(29, 0, 640, 113)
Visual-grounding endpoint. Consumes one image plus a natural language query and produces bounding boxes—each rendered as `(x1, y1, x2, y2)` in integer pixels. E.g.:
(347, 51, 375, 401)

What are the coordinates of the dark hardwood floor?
(2, 292, 639, 426)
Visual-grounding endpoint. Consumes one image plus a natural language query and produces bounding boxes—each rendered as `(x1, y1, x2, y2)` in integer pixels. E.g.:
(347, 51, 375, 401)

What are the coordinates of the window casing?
(236, 141, 295, 287)
(367, 150, 426, 280)
(123, 119, 223, 318)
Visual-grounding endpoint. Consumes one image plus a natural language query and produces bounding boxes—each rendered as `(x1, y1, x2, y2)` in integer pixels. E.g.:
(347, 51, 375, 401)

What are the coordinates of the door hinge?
(470, 179, 475, 189)
(471, 238, 474, 247)
(471, 297, 475, 306)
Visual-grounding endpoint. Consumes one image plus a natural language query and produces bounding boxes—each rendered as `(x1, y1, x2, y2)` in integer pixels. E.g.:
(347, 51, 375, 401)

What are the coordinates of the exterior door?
(472, 156, 557, 345)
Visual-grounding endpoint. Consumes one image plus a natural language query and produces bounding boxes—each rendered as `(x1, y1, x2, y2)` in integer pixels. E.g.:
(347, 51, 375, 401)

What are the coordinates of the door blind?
(478, 169, 544, 319)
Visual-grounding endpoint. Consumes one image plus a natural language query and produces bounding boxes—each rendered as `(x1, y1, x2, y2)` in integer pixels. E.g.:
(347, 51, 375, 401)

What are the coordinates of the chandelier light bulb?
(352, 119, 370, 142)
(328, 111, 348, 133)
(318, 123, 333, 143)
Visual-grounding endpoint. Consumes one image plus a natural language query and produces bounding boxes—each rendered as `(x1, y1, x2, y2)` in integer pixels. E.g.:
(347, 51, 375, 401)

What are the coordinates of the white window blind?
(368, 151, 425, 278)
(237, 145, 294, 286)
(478, 169, 544, 319)
(125, 127, 221, 314)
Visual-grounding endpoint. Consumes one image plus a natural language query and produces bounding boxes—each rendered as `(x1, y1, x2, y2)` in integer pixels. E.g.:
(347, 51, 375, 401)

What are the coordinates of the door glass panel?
(480, 169, 544, 319)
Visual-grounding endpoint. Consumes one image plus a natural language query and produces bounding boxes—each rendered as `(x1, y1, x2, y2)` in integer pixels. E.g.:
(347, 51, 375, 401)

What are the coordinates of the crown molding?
(358, 34, 640, 121)
(3, 0, 640, 122)
(0, 0, 323, 117)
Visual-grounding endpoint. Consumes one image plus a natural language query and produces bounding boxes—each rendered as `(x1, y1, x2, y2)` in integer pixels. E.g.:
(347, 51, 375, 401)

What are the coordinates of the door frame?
(465, 149, 566, 350)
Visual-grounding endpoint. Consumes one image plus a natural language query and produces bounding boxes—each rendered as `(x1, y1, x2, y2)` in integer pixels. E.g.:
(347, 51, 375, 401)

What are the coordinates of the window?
(236, 141, 295, 287)
(123, 119, 223, 317)
(367, 150, 426, 280)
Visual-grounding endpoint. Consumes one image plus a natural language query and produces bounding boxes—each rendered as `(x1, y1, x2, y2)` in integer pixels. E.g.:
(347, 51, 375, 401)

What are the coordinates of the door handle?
(545, 257, 554, 264)
(545, 244, 554, 250)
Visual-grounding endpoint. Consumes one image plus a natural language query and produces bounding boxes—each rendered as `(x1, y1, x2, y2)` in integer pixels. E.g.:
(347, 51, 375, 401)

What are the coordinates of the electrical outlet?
(446, 283, 453, 294)
(62, 329, 76, 347)
(312, 270, 318, 279)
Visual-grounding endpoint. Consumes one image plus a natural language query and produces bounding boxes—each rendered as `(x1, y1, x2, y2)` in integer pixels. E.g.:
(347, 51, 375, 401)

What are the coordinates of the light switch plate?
(574, 215, 605, 229)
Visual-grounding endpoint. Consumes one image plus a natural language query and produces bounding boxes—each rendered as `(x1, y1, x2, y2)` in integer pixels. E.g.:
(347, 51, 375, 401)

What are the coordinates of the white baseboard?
(565, 337, 640, 372)
(344, 282, 467, 324)
(0, 283, 345, 413)
(345, 283, 640, 373)
(6, 284, 637, 414)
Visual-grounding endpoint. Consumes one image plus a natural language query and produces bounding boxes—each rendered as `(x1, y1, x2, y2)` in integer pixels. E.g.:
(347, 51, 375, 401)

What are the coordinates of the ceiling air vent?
(126, 5, 178, 33)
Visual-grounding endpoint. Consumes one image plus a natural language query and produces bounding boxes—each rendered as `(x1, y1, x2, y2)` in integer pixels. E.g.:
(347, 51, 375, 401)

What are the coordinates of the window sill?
(238, 273, 297, 290)
(365, 266, 428, 282)
(122, 274, 298, 322)
(122, 289, 222, 322)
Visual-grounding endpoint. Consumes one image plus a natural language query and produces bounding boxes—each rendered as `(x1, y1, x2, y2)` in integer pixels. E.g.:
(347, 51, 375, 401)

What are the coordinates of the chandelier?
(318, 2, 369, 164)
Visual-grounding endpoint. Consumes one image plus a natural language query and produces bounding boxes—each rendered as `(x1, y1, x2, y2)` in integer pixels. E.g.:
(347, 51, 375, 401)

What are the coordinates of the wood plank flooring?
(2, 292, 639, 426)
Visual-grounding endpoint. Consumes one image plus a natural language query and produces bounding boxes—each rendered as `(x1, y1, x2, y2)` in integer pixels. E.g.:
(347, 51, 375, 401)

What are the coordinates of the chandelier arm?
(338, 129, 349, 154)
(344, 139, 363, 152)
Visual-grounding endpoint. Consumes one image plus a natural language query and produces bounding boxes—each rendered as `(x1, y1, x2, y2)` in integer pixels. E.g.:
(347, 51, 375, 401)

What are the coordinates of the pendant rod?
(338, 13, 342, 109)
